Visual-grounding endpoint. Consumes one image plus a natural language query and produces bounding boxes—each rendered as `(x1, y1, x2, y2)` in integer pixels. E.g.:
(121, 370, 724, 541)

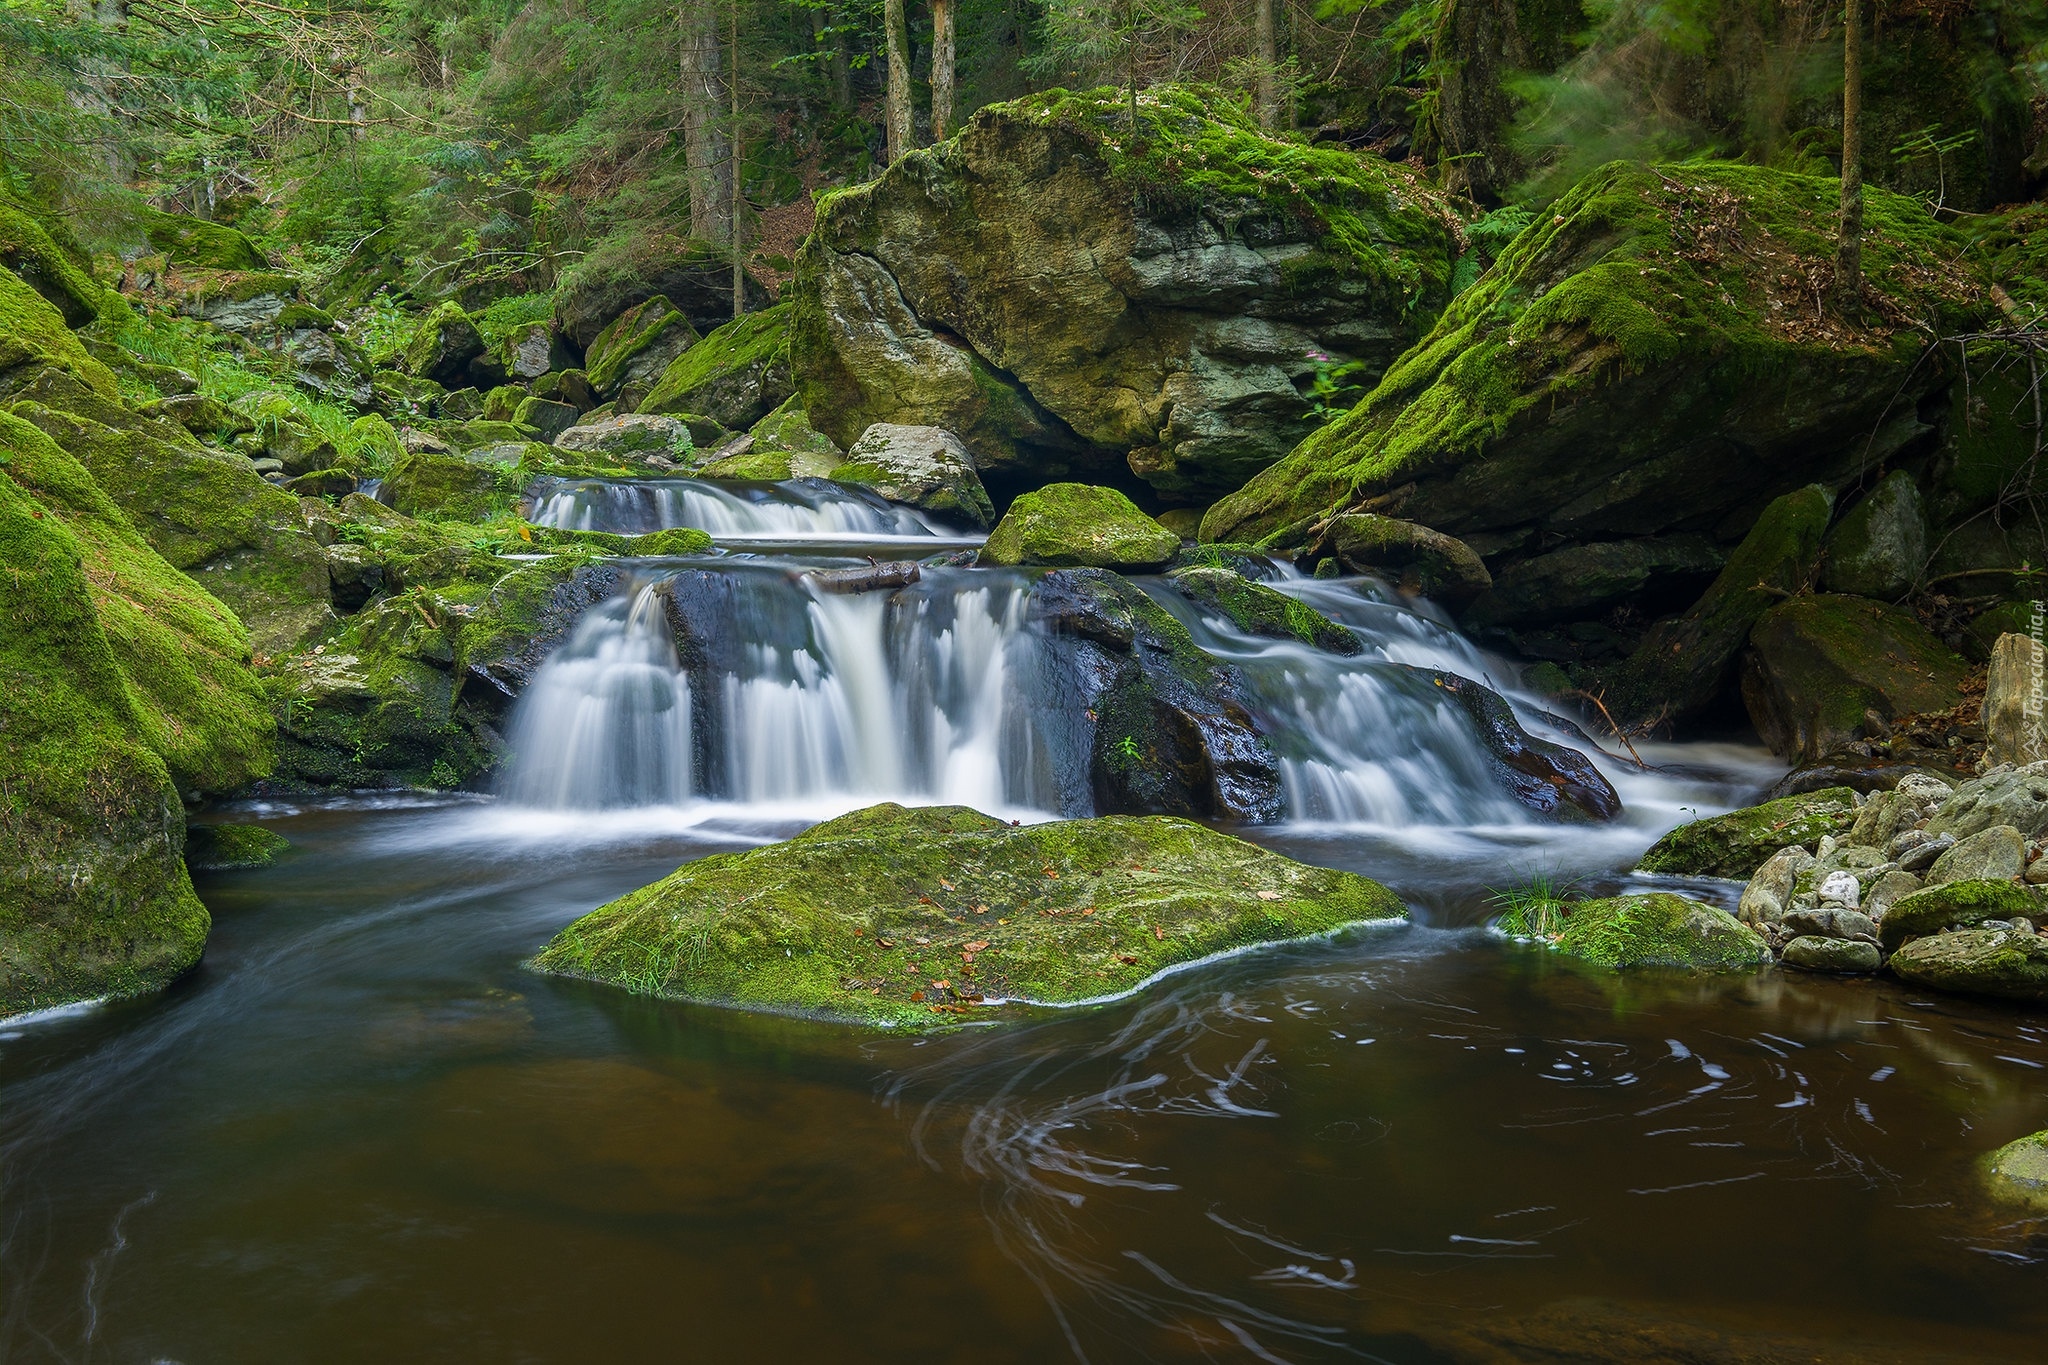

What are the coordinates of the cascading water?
(529, 476, 961, 541)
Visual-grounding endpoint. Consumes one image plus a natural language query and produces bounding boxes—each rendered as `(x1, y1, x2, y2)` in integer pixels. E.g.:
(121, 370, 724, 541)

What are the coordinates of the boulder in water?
(1781, 935, 1882, 973)
(1635, 787, 1860, 879)
(1030, 568, 1285, 822)
(1415, 668, 1621, 822)
(1519, 893, 1770, 972)
(1889, 926, 2048, 1003)
(185, 824, 290, 871)
(640, 304, 793, 430)
(1739, 594, 1969, 762)
(1878, 879, 2037, 951)
(979, 484, 1178, 570)
(832, 424, 994, 528)
(1168, 566, 1361, 655)
(789, 87, 1457, 498)
(530, 802, 1406, 1029)
(1981, 1129, 2048, 1212)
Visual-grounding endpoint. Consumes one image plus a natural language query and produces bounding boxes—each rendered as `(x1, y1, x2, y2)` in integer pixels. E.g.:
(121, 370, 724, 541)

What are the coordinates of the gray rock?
(1863, 869, 1923, 921)
(1926, 762, 2048, 840)
(1820, 469, 1926, 599)
(1895, 772, 1955, 806)
(553, 413, 692, 458)
(1781, 935, 1882, 973)
(1928, 823, 2025, 885)
(1781, 906, 1879, 943)
(1850, 789, 1920, 851)
(1888, 927, 2048, 1002)
(838, 424, 996, 529)
(1899, 834, 1954, 872)
(1982, 633, 2048, 767)
(1738, 845, 1815, 927)
(1887, 827, 1928, 859)
(1816, 869, 1862, 907)
(503, 322, 575, 381)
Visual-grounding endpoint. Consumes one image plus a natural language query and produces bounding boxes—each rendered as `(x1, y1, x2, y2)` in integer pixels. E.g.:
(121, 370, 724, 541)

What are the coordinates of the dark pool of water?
(3, 801, 2046, 1364)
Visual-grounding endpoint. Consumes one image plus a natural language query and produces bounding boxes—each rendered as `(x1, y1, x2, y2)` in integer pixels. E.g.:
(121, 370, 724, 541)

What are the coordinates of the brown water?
(3, 798, 2045, 1364)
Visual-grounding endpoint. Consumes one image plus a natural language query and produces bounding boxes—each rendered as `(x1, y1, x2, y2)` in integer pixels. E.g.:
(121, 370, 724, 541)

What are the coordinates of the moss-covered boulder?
(1740, 595, 1970, 762)
(1635, 786, 1860, 878)
(1888, 927, 2048, 1003)
(139, 393, 253, 442)
(831, 423, 994, 528)
(583, 295, 699, 397)
(1513, 892, 1771, 971)
(708, 397, 843, 480)
(1877, 879, 2037, 952)
(552, 233, 769, 348)
(404, 302, 488, 388)
(501, 321, 575, 383)
(979, 483, 1179, 569)
(532, 802, 1405, 1028)
(1602, 485, 1834, 726)
(640, 304, 793, 430)
(512, 395, 580, 443)
(1321, 513, 1492, 603)
(7, 375, 333, 657)
(552, 413, 692, 461)
(1029, 568, 1285, 820)
(1981, 1130, 2048, 1212)
(791, 86, 1459, 499)
(136, 206, 267, 270)
(173, 270, 301, 334)
(1, 207, 101, 326)
(384, 441, 541, 522)
(1201, 162, 1978, 560)
(1168, 566, 1361, 654)
(0, 268, 120, 399)
(1820, 470, 1927, 599)
(185, 823, 290, 871)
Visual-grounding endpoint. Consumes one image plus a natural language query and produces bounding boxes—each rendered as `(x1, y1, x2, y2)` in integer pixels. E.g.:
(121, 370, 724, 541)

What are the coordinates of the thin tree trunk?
(1125, 0, 1139, 135)
(730, 0, 744, 320)
(347, 63, 369, 141)
(932, 0, 956, 141)
(1836, 0, 1863, 303)
(1254, 0, 1277, 130)
(884, 0, 915, 162)
(680, 2, 732, 244)
(813, 6, 851, 108)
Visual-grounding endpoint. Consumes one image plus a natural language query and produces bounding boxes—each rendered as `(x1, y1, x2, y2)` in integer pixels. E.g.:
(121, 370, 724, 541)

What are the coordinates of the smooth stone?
(1982, 633, 2048, 766)
(1780, 906, 1879, 943)
(1927, 823, 2025, 885)
(1898, 834, 1954, 872)
(1888, 927, 2048, 1003)
(1816, 869, 1862, 907)
(1879, 879, 2039, 951)
(1862, 869, 1923, 921)
(1925, 762, 2048, 840)
(1981, 1129, 2048, 1212)
(1781, 936, 1882, 973)
(1737, 845, 1816, 927)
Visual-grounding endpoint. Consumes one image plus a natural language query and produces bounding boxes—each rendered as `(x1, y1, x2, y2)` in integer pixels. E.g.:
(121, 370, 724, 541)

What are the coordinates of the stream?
(3, 477, 2045, 1363)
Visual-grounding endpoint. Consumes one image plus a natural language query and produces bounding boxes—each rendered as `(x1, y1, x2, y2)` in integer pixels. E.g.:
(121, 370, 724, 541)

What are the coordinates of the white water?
(528, 477, 959, 541)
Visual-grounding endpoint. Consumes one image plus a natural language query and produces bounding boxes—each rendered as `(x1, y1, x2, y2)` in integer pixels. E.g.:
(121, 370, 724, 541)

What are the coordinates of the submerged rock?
(979, 484, 1178, 570)
(1415, 668, 1621, 821)
(531, 802, 1406, 1029)
(185, 824, 290, 870)
(1636, 787, 1860, 879)
(1888, 927, 2048, 1003)
(1168, 566, 1361, 655)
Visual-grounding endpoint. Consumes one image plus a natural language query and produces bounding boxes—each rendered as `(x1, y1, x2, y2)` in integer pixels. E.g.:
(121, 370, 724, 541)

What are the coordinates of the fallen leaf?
(1081, 907, 1096, 916)
(964, 941, 989, 953)
(939, 878, 955, 891)
(910, 991, 926, 1002)
(932, 979, 950, 990)
(1153, 925, 1165, 941)
(1043, 867, 1060, 879)
(876, 937, 895, 948)
(973, 903, 990, 914)
(852, 929, 864, 937)
(1256, 891, 1283, 901)
(1118, 955, 1138, 965)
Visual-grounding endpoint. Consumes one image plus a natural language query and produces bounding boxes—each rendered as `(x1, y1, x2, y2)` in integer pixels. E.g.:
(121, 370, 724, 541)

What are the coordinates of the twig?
(1567, 688, 1649, 769)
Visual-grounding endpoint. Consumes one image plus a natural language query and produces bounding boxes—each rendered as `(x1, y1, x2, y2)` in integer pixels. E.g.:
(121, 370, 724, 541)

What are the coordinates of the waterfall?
(528, 477, 960, 540)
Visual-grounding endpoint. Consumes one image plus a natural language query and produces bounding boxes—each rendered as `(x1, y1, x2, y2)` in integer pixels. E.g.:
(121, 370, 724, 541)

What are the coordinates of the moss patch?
(1523, 892, 1770, 972)
(641, 303, 793, 430)
(532, 802, 1405, 1029)
(0, 269, 119, 399)
(979, 483, 1179, 569)
(1635, 786, 1859, 879)
(1168, 566, 1361, 654)
(136, 206, 268, 270)
(1878, 879, 2037, 952)
(186, 823, 290, 870)
(0, 208, 102, 326)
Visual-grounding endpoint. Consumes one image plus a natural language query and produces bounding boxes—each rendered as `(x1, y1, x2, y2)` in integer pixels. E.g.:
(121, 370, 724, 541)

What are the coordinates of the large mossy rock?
(832, 423, 994, 528)
(383, 441, 540, 522)
(1323, 513, 1493, 604)
(1168, 566, 1362, 654)
(1465, 535, 1722, 629)
(640, 304, 793, 430)
(1201, 163, 1978, 555)
(583, 294, 699, 397)
(1635, 786, 1860, 879)
(552, 233, 770, 348)
(1521, 893, 1771, 971)
(790, 86, 1459, 500)
(979, 483, 1179, 569)
(1602, 484, 1833, 726)
(1740, 594, 1970, 762)
(1, 209, 102, 326)
(1981, 1130, 2048, 1213)
(1877, 879, 2037, 952)
(1820, 470, 1927, 599)
(1029, 568, 1285, 820)
(0, 267, 120, 399)
(532, 802, 1405, 1029)
(135, 206, 267, 270)
(1888, 927, 2048, 1003)
(403, 302, 489, 388)
(7, 368, 332, 657)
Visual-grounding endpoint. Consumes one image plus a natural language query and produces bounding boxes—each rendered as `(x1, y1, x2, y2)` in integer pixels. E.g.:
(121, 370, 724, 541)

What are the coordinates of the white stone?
(1818, 870, 1861, 908)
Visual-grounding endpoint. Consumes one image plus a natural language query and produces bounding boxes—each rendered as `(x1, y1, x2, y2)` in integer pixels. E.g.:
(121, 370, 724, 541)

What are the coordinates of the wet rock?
(531, 802, 1406, 1029)
(1533, 893, 1770, 972)
(1820, 470, 1927, 599)
(980, 484, 1178, 570)
(1322, 514, 1492, 605)
(1981, 1129, 2048, 1213)
(1926, 761, 2048, 840)
(1888, 927, 2048, 1003)
(403, 302, 487, 388)
(833, 424, 995, 528)
(805, 561, 921, 594)
(1739, 594, 1970, 762)
(553, 413, 692, 460)
(1738, 845, 1816, 927)
(1862, 869, 1923, 921)
(1029, 568, 1284, 822)
(1927, 823, 2025, 885)
(1415, 668, 1621, 822)
(1465, 536, 1723, 628)
(583, 296, 698, 396)
(1781, 906, 1878, 943)
(1897, 833, 1953, 872)
(1168, 566, 1361, 655)
(1164, 543, 1282, 582)
(1782, 935, 1883, 973)
(1878, 879, 2038, 951)
(1982, 632, 2048, 766)
(1635, 786, 1859, 879)
(185, 824, 290, 871)
(513, 396, 580, 444)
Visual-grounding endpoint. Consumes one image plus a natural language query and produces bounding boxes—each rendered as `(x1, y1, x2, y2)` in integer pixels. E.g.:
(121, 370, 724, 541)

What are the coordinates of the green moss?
(1878, 879, 2037, 952)
(384, 442, 544, 522)
(1635, 787, 1859, 878)
(584, 295, 699, 394)
(1168, 566, 1360, 654)
(632, 527, 714, 556)
(1888, 927, 2048, 1004)
(640, 303, 791, 428)
(136, 206, 267, 270)
(184, 271, 299, 306)
(0, 207, 102, 326)
(1537, 892, 1770, 971)
(978, 483, 1179, 569)
(1981, 1130, 2048, 1213)
(1202, 161, 1982, 547)
(1743, 594, 1971, 761)
(341, 414, 404, 473)
(0, 269, 120, 398)
(271, 302, 334, 331)
(532, 802, 1405, 1029)
(185, 823, 290, 870)
(404, 301, 484, 381)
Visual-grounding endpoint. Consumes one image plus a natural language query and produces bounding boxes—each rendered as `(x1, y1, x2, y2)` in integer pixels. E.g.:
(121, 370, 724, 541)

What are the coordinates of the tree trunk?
(347, 63, 369, 141)
(813, 6, 851, 108)
(1836, 0, 1863, 303)
(1254, 0, 1277, 131)
(931, 0, 956, 141)
(680, 2, 732, 245)
(884, 0, 915, 162)
(730, 0, 744, 320)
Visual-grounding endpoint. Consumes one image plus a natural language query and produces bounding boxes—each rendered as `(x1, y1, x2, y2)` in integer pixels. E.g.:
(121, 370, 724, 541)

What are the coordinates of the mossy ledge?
(532, 802, 1406, 1030)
